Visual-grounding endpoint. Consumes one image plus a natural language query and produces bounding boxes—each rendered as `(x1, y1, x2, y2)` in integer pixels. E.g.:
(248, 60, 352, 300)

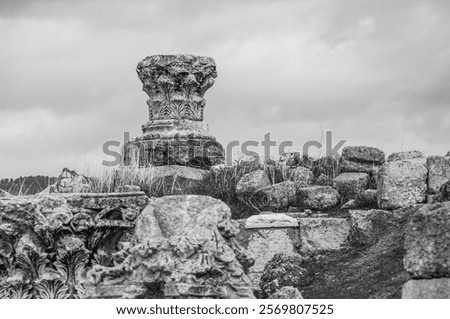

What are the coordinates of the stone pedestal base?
(124, 120, 225, 169)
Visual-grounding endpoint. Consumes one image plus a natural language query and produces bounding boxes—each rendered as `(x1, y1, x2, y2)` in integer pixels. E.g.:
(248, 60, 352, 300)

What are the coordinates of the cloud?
(0, 0, 449, 177)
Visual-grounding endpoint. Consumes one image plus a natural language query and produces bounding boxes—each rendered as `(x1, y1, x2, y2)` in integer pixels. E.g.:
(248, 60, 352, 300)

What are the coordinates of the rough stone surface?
(427, 156, 450, 194)
(296, 186, 340, 210)
(0, 192, 148, 299)
(446, 151, 450, 157)
(245, 213, 299, 229)
(259, 253, 307, 297)
(340, 146, 385, 175)
(43, 168, 91, 194)
(148, 165, 208, 196)
(269, 286, 303, 299)
(236, 170, 271, 195)
(427, 194, 441, 204)
(333, 172, 369, 199)
(235, 223, 300, 286)
(125, 134, 225, 169)
(404, 202, 450, 279)
(349, 210, 393, 245)
(252, 181, 296, 212)
(298, 218, 350, 253)
(377, 159, 427, 210)
(85, 195, 255, 299)
(289, 166, 313, 188)
(388, 150, 424, 162)
(402, 279, 450, 299)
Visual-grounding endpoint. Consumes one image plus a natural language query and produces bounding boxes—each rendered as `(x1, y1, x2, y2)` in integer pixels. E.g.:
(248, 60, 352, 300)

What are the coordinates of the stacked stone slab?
(235, 167, 315, 212)
(340, 146, 385, 175)
(402, 202, 450, 298)
(332, 172, 369, 200)
(253, 181, 297, 211)
(296, 186, 340, 210)
(377, 151, 428, 210)
(123, 55, 224, 169)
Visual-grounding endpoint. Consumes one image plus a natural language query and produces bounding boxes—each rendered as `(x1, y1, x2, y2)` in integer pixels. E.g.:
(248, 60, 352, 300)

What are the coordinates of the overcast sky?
(1, 0, 449, 178)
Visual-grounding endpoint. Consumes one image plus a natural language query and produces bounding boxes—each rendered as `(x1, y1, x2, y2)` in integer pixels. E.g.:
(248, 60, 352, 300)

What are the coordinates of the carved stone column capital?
(136, 54, 217, 122)
(125, 54, 224, 169)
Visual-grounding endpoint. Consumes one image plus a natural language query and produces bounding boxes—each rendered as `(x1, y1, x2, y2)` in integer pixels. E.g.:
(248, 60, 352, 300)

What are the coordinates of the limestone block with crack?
(377, 153, 427, 210)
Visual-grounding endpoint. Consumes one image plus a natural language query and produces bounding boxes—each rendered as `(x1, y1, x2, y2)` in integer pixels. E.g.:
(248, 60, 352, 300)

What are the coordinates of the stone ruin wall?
(1, 54, 450, 299)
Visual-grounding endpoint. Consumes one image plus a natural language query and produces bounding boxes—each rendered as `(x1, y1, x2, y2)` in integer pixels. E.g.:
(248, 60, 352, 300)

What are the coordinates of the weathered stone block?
(377, 158, 427, 210)
(404, 202, 450, 279)
(289, 166, 313, 188)
(235, 223, 300, 286)
(245, 213, 299, 229)
(349, 209, 392, 245)
(252, 181, 296, 212)
(125, 135, 224, 169)
(333, 172, 369, 199)
(0, 192, 150, 299)
(427, 155, 450, 194)
(388, 150, 424, 162)
(260, 253, 307, 297)
(298, 217, 350, 253)
(340, 146, 385, 175)
(236, 170, 271, 195)
(87, 195, 255, 299)
(147, 165, 208, 196)
(402, 278, 450, 299)
(296, 186, 340, 210)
